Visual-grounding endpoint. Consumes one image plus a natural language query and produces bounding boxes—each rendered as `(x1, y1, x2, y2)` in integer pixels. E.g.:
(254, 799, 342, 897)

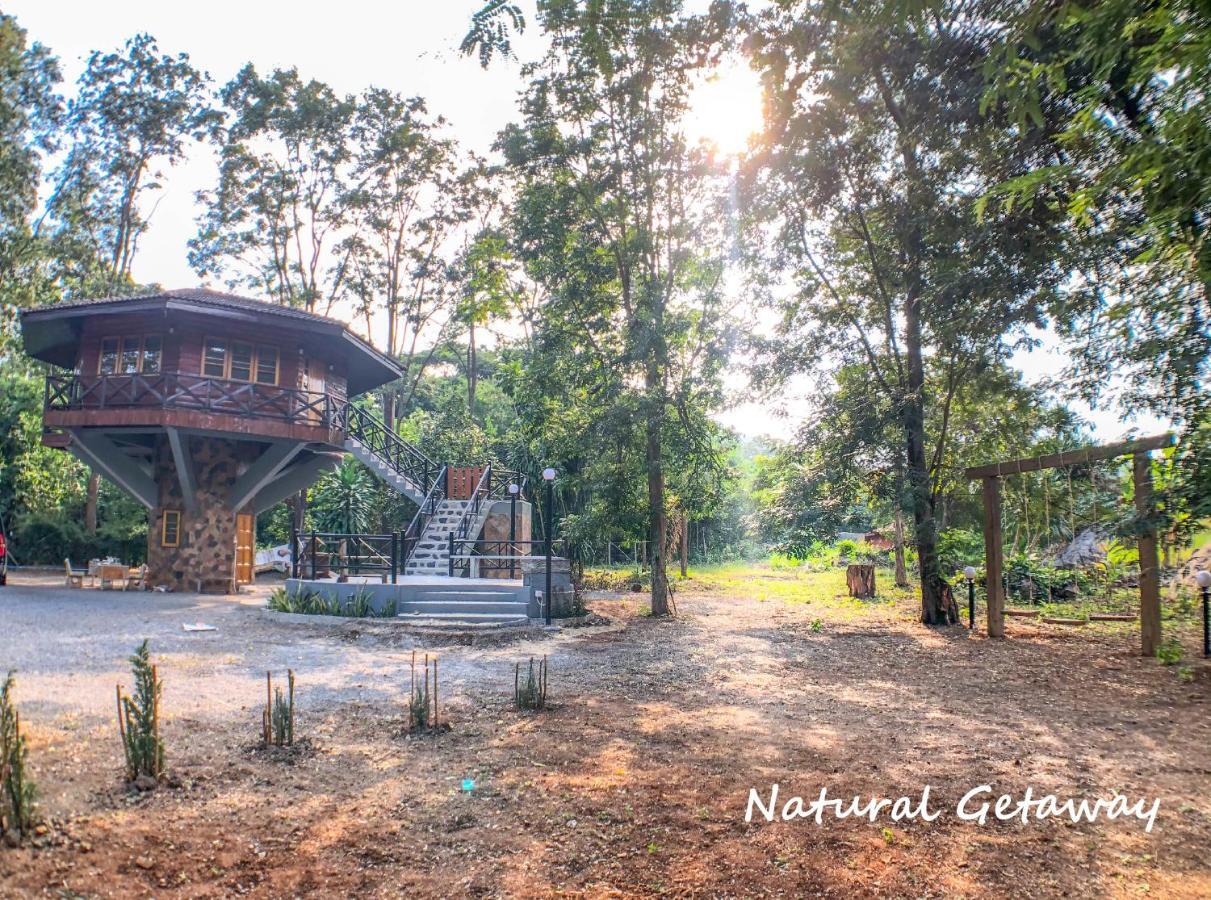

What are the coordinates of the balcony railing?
(44, 373, 346, 430)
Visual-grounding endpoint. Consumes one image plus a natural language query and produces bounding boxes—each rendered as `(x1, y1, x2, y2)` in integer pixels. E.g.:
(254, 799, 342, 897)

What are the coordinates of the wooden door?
(302, 356, 326, 424)
(235, 514, 254, 585)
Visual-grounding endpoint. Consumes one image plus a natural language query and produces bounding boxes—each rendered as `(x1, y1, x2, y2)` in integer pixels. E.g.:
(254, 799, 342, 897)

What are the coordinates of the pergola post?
(981, 476, 1005, 638)
(1134, 451, 1162, 657)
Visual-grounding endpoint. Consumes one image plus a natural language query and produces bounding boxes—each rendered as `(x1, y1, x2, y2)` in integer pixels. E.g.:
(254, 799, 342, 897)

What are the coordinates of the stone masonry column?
(146, 436, 254, 594)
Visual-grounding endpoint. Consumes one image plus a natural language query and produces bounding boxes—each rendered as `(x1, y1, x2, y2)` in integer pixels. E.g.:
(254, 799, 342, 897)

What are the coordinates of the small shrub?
(408, 652, 440, 731)
(834, 539, 859, 561)
(1155, 638, 1183, 666)
(1, 671, 37, 841)
(1176, 666, 1195, 684)
(267, 586, 394, 618)
(514, 656, 548, 710)
(116, 640, 164, 782)
(262, 671, 295, 746)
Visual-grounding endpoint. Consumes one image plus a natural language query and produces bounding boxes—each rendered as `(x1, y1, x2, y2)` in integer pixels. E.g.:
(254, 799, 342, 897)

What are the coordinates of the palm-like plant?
(311, 457, 374, 534)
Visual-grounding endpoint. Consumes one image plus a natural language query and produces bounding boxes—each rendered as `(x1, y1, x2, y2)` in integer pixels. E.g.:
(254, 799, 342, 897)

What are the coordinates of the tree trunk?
(646, 369, 669, 616)
(904, 294, 957, 625)
(466, 321, 477, 413)
(85, 471, 99, 535)
(292, 489, 307, 538)
(679, 512, 688, 578)
(893, 508, 908, 588)
(383, 389, 395, 432)
(847, 564, 876, 599)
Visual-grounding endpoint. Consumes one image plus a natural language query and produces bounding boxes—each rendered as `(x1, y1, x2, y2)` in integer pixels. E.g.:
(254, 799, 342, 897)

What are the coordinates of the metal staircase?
(403, 498, 495, 576)
(341, 405, 434, 505)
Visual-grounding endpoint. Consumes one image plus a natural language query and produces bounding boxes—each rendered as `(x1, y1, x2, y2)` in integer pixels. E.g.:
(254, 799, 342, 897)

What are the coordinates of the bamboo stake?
(116, 684, 127, 747)
(514, 662, 519, 707)
(433, 657, 438, 729)
(151, 664, 160, 775)
(287, 669, 295, 746)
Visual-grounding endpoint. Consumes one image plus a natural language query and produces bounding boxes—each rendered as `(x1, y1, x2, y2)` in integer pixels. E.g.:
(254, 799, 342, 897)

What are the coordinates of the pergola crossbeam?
(966, 432, 1172, 655)
(964, 433, 1175, 480)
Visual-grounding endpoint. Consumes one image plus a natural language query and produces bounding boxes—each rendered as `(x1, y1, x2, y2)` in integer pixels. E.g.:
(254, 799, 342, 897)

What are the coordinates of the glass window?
(99, 338, 119, 375)
(120, 337, 141, 374)
(161, 510, 181, 547)
(230, 342, 253, 382)
(203, 338, 227, 377)
(141, 335, 162, 375)
(255, 345, 279, 385)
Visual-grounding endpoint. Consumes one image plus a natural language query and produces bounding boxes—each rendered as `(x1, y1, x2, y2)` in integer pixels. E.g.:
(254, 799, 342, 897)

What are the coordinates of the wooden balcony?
(43, 372, 347, 444)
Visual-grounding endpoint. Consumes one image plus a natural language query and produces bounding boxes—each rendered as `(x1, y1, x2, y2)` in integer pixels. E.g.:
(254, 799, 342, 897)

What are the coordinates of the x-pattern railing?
(342, 403, 436, 492)
(45, 373, 346, 429)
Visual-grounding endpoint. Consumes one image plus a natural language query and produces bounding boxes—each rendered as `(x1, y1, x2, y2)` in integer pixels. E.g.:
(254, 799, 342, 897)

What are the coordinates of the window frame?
(161, 509, 181, 548)
(97, 335, 162, 376)
(201, 336, 280, 386)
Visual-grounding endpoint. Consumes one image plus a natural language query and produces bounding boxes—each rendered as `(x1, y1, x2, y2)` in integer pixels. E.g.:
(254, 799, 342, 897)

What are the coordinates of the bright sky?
(11, 1, 1169, 445)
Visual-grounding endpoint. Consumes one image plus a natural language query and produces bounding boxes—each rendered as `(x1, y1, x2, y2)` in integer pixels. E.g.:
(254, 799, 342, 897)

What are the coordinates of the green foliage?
(461, 1, 526, 67)
(514, 656, 547, 711)
(936, 530, 986, 580)
(1155, 639, 1183, 666)
(48, 33, 215, 293)
(1, 671, 38, 840)
(262, 671, 294, 747)
(117, 640, 164, 782)
(265, 586, 394, 618)
(310, 457, 374, 535)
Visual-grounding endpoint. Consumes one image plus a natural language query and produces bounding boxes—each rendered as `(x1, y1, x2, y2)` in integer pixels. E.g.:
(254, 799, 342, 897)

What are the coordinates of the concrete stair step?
(398, 600, 528, 615)
(395, 612, 530, 624)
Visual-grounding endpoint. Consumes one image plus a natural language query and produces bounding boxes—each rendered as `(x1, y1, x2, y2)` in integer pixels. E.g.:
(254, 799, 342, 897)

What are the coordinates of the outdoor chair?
(124, 564, 147, 591)
(64, 559, 87, 588)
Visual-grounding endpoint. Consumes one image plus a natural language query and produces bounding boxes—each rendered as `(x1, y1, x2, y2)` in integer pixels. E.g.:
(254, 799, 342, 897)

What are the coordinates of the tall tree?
(341, 93, 486, 425)
(984, 0, 1211, 531)
(745, 1, 1073, 623)
(191, 66, 355, 313)
(0, 13, 61, 356)
(49, 33, 214, 293)
(500, 0, 735, 615)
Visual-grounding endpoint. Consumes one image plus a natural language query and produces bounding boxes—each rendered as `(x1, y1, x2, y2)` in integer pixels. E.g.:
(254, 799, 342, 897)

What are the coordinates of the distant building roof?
(20, 287, 403, 396)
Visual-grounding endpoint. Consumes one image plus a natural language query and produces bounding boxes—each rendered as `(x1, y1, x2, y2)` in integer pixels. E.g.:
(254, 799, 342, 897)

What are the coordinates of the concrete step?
(398, 600, 528, 615)
(395, 611, 530, 625)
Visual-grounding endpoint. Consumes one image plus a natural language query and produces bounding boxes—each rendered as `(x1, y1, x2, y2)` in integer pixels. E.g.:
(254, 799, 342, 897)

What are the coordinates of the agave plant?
(311, 457, 374, 535)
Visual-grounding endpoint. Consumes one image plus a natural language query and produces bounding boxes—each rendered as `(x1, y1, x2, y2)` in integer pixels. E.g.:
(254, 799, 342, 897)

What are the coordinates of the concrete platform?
(285, 575, 532, 623)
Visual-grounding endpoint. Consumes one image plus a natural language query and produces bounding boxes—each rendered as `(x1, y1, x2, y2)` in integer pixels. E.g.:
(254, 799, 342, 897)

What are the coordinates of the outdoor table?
(97, 563, 126, 589)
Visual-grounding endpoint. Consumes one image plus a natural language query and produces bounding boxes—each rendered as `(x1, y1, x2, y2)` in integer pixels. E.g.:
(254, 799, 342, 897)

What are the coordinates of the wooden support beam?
(982, 476, 1005, 638)
(965, 433, 1175, 480)
(165, 427, 197, 514)
(1134, 451, 1162, 657)
(230, 441, 303, 511)
(250, 453, 342, 514)
(67, 429, 157, 509)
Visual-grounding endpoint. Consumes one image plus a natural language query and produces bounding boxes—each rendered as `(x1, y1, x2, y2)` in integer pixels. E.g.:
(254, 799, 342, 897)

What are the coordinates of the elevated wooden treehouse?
(20, 288, 528, 594)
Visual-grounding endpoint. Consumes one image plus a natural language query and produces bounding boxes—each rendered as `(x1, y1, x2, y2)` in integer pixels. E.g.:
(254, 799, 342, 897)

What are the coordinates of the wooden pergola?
(965, 433, 1175, 655)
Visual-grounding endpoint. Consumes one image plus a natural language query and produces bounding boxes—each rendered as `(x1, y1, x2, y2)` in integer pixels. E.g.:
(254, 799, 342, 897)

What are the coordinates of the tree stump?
(846, 564, 876, 599)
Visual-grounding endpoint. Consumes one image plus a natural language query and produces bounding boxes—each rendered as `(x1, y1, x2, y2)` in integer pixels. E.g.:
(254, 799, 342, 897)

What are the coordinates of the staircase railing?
(342, 404, 436, 495)
(400, 464, 448, 572)
(448, 463, 493, 577)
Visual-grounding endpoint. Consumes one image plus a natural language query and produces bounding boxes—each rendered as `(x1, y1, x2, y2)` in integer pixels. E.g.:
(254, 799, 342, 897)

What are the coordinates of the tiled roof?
(25, 287, 339, 325)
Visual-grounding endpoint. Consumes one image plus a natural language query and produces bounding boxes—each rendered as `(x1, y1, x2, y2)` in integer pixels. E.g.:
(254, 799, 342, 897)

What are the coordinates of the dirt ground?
(1, 569, 1209, 898)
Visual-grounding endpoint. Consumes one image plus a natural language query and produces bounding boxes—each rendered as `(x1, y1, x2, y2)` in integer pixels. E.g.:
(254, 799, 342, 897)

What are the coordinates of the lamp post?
(542, 467, 556, 626)
(508, 482, 519, 580)
(1197, 569, 1211, 658)
(964, 566, 977, 631)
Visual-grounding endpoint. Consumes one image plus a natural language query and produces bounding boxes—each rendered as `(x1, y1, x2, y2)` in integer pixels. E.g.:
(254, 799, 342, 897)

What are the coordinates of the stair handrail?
(400, 464, 448, 570)
(343, 404, 436, 490)
(448, 463, 493, 576)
